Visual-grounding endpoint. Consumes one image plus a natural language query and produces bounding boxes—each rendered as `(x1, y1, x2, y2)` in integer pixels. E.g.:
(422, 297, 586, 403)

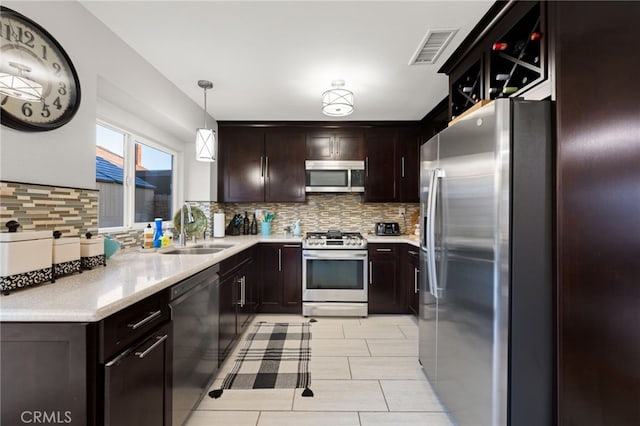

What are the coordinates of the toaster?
(375, 222, 400, 236)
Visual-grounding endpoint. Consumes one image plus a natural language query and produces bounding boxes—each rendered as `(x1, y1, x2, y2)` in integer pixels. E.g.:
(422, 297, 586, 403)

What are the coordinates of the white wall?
(0, 1, 217, 201)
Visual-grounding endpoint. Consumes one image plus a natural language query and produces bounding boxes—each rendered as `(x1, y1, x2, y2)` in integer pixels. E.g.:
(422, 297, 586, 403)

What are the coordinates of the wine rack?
(489, 3, 544, 99)
(451, 59, 482, 119)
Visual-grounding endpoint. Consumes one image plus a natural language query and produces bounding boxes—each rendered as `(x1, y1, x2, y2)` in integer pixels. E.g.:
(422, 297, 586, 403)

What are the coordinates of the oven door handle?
(303, 251, 368, 260)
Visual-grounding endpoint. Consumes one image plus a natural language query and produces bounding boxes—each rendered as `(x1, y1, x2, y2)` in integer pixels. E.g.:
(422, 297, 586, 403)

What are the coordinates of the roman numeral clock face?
(0, 6, 80, 131)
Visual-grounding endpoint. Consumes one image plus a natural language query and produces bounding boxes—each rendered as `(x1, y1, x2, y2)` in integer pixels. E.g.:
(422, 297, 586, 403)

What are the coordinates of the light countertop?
(0, 234, 417, 322)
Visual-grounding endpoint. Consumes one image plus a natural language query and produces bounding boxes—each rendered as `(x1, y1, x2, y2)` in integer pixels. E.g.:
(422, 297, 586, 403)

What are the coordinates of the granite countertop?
(0, 233, 417, 323)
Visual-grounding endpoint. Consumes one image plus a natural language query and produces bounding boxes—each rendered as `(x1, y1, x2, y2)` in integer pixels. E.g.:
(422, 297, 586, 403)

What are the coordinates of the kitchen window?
(96, 122, 176, 231)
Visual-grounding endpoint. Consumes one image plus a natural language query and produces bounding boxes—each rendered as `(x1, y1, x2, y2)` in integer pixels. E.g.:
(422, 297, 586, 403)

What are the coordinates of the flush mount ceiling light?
(322, 79, 354, 117)
(0, 62, 43, 101)
(195, 79, 216, 162)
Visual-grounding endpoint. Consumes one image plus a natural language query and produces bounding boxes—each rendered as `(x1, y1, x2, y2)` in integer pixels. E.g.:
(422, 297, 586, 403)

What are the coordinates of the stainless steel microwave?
(305, 160, 365, 193)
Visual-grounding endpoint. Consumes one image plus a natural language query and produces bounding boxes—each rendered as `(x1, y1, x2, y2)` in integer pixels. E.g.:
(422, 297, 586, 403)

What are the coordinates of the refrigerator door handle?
(426, 168, 444, 298)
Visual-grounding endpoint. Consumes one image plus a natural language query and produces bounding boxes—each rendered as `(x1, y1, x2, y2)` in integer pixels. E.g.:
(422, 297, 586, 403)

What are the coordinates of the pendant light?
(195, 79, 216, 162)
(322, 79, 354, 117)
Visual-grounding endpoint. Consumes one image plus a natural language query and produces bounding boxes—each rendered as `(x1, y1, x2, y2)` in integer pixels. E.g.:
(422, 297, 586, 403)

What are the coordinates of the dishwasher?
(169, 264, 220, 426)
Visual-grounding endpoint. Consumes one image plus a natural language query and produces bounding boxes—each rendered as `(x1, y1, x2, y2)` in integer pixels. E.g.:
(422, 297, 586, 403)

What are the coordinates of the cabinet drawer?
(99, 290, 170, 362)
(368, 244, 399, 257)
(219, 247, 254, 279)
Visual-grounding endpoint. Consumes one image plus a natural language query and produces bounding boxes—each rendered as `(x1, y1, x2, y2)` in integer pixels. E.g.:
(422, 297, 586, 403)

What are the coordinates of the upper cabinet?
(441, 1, 550, 120)
(306, 130, 364, 160)
(364, 126, 420, 203)
(218, 126, 305, 202)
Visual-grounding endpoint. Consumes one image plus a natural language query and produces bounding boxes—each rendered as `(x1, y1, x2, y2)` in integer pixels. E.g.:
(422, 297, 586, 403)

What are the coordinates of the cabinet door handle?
(127, 310, 162, 330)
(265, 156, 269, 178)
(401, 156, 405, 178)
(369, 261, 373, 285)
(135, 334, 168, 359)
(241, 276, 246, 307)
(278, 248, 282, 272)
(414, 267, 419, 294)
(376, 248, 392, 252)
(260, 156, 264, 177)
(365, 156, 369, 177)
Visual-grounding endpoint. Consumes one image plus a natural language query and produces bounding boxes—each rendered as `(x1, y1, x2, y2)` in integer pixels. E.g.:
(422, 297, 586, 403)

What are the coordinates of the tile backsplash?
(1, 181, 419, 249)
(0, 181, 99, 237)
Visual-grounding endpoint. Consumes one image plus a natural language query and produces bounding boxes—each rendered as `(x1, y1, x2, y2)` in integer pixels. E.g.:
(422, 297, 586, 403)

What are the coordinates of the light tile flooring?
(186, 314, 452, 426)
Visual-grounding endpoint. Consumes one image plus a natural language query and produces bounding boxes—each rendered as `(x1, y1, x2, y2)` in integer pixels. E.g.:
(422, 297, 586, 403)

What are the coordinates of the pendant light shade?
(196, 80, 216, 162)
(322, 79, 354, 117)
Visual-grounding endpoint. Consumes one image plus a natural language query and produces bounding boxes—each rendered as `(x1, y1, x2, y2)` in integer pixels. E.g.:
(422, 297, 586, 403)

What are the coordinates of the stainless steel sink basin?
(197, 243, 235, 249)
(161, 247, 225, 255)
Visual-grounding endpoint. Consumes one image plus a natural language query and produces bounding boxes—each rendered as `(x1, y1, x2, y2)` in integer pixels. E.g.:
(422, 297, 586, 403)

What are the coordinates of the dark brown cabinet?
(258, 243, 302, 313)
(218, 248, 256, 363)
(404, 246, 420, 316)
(0, 322, 96, 426)
(397, 129, 421, 203)
(219, 126, 305, 202)
(99, 290, 172, 426)
(364, 128, 397, 202)
(368, 243, 405, 314)
(103, 321, 171, 426)
(364, 127, 420, 203)
(306, 130, 364, 160)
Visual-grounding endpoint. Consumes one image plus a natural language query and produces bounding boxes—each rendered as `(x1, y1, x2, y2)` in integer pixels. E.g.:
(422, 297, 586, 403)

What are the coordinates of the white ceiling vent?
(409, 29, 458, 65)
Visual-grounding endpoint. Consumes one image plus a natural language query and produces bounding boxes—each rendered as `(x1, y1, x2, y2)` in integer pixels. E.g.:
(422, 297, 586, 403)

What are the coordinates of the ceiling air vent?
(409, 29, 458, 65)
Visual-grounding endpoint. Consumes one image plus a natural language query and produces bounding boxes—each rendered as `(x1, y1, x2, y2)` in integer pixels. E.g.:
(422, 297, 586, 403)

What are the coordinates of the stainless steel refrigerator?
(418, 98, 553, 426)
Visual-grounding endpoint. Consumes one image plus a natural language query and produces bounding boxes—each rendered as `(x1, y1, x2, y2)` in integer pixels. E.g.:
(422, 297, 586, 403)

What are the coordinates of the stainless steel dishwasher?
(169, 264, 220, 426)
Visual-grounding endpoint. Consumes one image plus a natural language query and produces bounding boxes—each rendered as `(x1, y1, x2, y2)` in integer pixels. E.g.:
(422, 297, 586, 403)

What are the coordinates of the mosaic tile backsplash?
(1, 182, 419, 249)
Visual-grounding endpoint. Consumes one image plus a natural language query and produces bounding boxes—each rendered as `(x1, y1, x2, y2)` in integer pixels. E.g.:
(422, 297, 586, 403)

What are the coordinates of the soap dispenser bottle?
(293, 219, 301, 237)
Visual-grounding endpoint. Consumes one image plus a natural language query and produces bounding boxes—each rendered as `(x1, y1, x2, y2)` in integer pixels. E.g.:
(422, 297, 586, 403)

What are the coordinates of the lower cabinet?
(103, 321, 172, 426)
(99, 289, 172, 426)
(218, 247, 256, 364)
(258, 243, 302, 313)
(0, 322, 96, 426)
(404, 246, 420, 316)
(368, 243, 406, 314)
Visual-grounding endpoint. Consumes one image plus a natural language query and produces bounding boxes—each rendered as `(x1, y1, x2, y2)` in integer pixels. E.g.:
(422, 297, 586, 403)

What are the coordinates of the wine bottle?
(250, 213, 258, 235)
(243, 211, 249, 235)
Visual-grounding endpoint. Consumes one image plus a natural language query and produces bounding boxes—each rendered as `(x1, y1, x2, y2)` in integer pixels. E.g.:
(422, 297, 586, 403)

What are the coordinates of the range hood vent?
(409, 29, 458, 65)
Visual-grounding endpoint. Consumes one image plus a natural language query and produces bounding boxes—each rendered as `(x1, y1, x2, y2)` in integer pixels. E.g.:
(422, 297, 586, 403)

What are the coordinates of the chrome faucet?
(179, 202, 195, 247)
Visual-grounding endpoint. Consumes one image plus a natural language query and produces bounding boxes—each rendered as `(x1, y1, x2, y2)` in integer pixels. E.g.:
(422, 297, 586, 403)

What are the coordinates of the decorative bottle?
(243, 211, 250, 235)
(250, 213, 258, 235)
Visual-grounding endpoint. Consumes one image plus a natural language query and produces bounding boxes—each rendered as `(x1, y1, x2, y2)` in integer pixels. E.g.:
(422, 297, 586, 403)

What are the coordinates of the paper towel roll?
(213, 213, 225, 238)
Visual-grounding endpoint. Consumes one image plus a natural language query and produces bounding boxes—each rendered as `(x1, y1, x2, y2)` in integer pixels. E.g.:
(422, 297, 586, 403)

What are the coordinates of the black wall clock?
(0, 6, 81, 132)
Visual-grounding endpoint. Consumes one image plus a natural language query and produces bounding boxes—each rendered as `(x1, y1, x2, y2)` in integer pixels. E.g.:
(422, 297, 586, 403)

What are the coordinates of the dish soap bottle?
(143, 223, 154, 249)
(250, 213, 258, 235)
(153, 218, 163, 248)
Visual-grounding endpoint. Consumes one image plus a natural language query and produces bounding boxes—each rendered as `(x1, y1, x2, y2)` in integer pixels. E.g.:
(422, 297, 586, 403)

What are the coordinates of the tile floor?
(186, 314, 452, 426)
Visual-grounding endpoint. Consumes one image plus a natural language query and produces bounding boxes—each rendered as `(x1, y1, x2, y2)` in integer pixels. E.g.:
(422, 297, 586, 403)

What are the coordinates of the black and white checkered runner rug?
(209, 321, 313, 398)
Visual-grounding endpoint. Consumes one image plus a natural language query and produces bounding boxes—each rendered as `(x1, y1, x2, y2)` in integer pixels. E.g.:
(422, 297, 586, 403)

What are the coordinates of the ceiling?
(81, 1, 493, 122)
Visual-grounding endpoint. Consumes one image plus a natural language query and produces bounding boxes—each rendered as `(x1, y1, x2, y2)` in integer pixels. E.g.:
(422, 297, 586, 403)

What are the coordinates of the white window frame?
(97, 120, 179, 233)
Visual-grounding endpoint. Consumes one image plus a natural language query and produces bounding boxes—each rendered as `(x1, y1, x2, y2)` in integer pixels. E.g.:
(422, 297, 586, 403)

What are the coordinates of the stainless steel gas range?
(302, 230, 368, 317)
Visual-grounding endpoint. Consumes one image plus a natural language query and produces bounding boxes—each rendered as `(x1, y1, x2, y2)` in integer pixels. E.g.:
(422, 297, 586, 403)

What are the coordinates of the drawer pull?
(283, 244, 301, 248)
(408, 250, 418, 256)
(127, 310, 162, 330)
(376, 248, 392, 252)
(135, 334, 168, 359)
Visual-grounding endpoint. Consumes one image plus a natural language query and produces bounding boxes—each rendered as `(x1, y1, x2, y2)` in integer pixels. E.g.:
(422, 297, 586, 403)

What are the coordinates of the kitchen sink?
(160, 242, 236, 255)
(161, 247, 225, 255)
